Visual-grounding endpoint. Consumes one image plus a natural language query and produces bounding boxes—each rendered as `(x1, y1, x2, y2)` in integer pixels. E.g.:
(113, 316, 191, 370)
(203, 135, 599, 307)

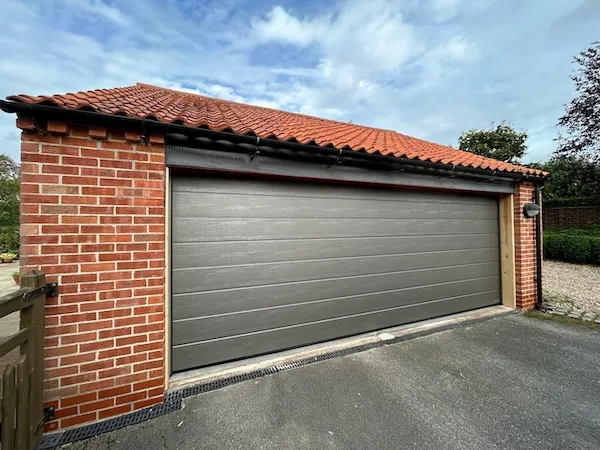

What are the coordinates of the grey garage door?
(171, 174, 501, 372)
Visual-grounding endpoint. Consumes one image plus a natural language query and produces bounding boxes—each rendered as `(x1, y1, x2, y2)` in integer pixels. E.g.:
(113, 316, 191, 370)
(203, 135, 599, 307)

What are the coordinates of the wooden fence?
(0, 271, 46, 450)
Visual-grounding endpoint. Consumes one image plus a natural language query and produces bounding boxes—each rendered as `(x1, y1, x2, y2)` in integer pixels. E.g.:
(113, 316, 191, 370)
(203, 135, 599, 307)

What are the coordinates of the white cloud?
(250, 6, 329, 46)
(251, 1, 422, 84)
(0, 0, 597, 163)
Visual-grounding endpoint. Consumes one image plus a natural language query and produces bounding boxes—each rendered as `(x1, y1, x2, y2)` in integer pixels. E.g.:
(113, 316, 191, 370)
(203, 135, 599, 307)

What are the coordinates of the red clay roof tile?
(6, 83, 546, 177)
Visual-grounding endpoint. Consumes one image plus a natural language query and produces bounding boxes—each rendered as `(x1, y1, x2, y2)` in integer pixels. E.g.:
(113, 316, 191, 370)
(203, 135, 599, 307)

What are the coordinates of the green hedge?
(0, 226, 19, 255)
(545, 225, 600, 236)
(543, 197, 600, 208)
(544, 231, 600, 265)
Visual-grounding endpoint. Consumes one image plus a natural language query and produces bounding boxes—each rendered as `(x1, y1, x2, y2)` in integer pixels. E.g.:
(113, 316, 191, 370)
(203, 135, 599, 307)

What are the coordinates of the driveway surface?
(66, 314, 600, 449)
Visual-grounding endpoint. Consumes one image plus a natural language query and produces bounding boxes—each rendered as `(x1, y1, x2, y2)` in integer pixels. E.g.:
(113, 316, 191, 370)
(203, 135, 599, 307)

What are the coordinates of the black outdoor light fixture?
(523, 202, 541, 218)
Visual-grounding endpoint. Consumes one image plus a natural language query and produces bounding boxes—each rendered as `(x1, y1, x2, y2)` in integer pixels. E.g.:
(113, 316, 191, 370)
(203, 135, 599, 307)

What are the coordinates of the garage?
(170, 171, 501, 372)
(3, 82, 548, 430)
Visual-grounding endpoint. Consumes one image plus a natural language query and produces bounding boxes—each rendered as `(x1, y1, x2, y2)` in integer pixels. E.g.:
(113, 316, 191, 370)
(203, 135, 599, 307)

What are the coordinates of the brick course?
(18, 119, 166, 431)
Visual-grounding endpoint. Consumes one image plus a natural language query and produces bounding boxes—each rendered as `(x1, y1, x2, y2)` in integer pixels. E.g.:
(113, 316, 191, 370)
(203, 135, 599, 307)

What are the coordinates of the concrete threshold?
(169, 305, 513, 391)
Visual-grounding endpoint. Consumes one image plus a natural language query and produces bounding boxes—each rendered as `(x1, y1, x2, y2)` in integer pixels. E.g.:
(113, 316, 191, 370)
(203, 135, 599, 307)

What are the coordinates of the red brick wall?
(17, 118, 166, 431)
(513, 182, 539, 310)
(543, 206, 600, 229)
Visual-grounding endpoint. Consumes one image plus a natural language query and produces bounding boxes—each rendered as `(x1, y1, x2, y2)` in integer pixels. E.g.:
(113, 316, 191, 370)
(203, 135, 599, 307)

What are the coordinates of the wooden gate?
(0, 271, 46, 450)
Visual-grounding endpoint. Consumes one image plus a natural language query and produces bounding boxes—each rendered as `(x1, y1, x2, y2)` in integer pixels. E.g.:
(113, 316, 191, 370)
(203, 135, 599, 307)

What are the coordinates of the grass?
(525, 311, 600, 329)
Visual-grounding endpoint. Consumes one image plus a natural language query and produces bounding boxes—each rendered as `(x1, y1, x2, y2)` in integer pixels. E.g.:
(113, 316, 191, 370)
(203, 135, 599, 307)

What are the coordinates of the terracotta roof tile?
(6, 83, 547, 177)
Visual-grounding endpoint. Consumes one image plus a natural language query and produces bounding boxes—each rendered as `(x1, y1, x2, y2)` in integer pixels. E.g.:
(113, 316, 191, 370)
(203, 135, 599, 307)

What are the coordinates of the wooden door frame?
(499, 194, 516, 308)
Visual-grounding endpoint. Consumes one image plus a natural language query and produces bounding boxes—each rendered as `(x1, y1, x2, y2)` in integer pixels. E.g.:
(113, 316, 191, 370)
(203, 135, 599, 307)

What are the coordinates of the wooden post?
(1, 364, 16, 450)
(499, 195, 516, 308)
(16, 356, 30, 449)
(19, 270, 46, 447)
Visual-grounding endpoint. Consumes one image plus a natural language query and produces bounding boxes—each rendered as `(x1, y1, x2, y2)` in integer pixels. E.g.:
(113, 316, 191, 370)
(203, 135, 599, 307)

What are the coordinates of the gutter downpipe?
(534, 185, 545, 307)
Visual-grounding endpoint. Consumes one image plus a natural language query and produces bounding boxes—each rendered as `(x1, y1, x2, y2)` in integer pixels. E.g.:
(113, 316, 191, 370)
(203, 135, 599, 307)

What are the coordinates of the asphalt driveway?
(66, 314, 600, 449)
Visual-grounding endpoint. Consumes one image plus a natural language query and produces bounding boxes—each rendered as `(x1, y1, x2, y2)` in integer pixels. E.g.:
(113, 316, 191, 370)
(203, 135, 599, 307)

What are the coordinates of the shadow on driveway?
(66, 314, 600, 449)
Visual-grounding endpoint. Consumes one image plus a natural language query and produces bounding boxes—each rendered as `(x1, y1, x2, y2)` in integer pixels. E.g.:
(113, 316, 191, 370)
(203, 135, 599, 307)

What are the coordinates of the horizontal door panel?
(172, 217, 499, 242)
(171, 291, 500, 371)
(172, 264, 500, 319)
(173, 192, 498, 220)
(173, 176, 497, 206)
(172, 278, 500, 345)
(172, 234, 500, 269)
(172, 250, 499, 293)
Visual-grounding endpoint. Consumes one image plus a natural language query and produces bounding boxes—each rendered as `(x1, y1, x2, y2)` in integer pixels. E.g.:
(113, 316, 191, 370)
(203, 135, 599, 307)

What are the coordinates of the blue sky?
(1, 0, 598, 162)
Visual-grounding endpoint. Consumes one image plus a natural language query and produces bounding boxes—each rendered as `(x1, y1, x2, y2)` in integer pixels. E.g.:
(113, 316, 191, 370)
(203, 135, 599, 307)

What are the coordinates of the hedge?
(545, 225, 600, 236)
(544, 231, 600, 265)
(0, 226, 19, 255)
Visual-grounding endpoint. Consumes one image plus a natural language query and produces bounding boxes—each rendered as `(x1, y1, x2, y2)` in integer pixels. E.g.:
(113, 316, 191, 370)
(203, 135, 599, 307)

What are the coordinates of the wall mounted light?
(523, 203, 540, 218)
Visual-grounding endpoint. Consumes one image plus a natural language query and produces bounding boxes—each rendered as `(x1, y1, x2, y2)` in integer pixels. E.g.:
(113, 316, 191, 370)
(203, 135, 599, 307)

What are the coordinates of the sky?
(0, 0, 598, 163)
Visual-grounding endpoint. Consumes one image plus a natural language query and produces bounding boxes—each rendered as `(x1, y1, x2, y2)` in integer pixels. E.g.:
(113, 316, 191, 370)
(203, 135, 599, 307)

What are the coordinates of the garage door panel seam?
(172, 261, 500, 295)
(172, 247, 500, 271)
(173, 275, 500, 322)
(172, 289, 501, 348)
(171, 188, 498, 207)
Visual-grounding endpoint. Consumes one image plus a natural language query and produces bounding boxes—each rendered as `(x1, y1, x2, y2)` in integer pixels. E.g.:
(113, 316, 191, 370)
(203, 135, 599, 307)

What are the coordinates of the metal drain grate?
(37, 309, 514, 449)
(57, 399, 182, 446)
(36, 434, 62, 450)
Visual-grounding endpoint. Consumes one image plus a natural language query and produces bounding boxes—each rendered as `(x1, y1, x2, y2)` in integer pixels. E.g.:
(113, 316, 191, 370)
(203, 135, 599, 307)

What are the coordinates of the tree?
(556, 42, 600, 160)
(0, 154, 19, 228)
(458, 122, 527, 163)
(529, 156, 600, 204)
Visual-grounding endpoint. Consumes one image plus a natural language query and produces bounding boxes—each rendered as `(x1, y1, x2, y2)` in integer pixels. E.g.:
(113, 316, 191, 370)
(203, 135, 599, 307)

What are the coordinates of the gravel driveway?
(543, 260, 600, 312)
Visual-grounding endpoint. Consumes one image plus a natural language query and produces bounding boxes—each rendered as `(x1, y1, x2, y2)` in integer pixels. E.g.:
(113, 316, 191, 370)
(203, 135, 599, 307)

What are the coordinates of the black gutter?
(534, 186, 545, 306)
(167, 134, 521, 185)
(0, 99, 547, 183)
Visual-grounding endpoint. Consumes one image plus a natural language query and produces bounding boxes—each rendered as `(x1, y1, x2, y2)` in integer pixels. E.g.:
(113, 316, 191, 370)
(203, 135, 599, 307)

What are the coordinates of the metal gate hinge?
(46, 282, 59, 297)
(21, 283, 59, 301)
(22, 285, 46, 301)
(35, 406, 55, 433)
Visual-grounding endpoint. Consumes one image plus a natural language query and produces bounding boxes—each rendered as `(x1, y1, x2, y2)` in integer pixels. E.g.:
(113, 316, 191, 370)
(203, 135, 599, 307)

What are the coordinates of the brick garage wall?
(513, 182, 539, 310)
(17, 117, 166, 431)
(15, 114, 542, 429)
(543, 206, 600, 229)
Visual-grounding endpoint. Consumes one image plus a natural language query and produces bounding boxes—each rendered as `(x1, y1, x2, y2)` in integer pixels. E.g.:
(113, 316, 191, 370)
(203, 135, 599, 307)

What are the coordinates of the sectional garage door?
(170, 174, 501, 372)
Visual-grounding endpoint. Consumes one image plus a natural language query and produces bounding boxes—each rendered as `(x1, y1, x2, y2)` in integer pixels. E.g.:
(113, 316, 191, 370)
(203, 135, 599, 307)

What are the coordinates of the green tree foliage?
(529, 157, 600, 203)
(556, 42, 600, 160)
(458, 122, 527, 163)
(0, 154, 19, 228)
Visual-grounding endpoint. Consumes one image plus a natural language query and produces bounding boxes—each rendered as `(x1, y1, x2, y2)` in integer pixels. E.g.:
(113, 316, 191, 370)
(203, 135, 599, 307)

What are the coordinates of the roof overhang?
(0, 99, 547, 188)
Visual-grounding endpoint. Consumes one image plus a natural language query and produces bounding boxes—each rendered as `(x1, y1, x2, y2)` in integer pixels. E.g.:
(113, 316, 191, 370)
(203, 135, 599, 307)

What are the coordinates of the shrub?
(544, 231, 600, 265)
(545, 225, 600, 237)
(591, 238, 600, 264)
(0, 226, 19, 255)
